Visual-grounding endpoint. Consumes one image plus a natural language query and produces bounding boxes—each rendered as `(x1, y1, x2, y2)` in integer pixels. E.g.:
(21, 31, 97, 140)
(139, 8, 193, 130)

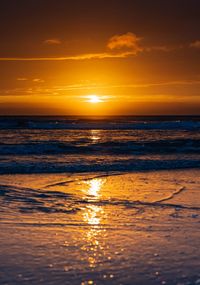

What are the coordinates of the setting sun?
(88, 95, 102, 104)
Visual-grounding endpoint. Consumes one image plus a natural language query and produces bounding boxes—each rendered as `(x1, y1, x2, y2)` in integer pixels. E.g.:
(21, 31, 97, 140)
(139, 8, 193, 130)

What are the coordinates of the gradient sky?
(1, 0, 200, 115)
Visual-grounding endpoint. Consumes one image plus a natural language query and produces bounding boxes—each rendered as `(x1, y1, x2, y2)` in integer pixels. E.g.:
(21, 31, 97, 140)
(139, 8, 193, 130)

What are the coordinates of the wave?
(0, 117, 200, 130)
(0, 158, 199, 174)
(0, 184, 80, 214)
(0, 138, 200, 155)
(0, 117, 199, 174)
(1, 183, 200, 217)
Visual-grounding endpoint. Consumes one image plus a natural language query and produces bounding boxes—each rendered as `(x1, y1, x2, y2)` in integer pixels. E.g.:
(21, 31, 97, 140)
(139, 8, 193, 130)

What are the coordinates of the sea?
(0, 116, 200, 174)
(0, 116, 200, 285)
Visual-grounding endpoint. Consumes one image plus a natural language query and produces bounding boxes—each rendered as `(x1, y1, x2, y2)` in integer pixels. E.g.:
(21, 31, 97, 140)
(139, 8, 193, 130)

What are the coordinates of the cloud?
(43, 38, 62, 45)
(145, 45, 176, 52)
(190, 40, 200, 48)
(17, 77, 44, 82)
(32, 78, 45, 83)
(2, 79, 200, 98)
(17, 78, 28, 81)
(0, 33, 143, 62)
(0, 51, 136, 61)
(109, 80, 200, 89)
(107, 32, 181, 54)
(0, 32, 179, 62)
(107, 32, 143, 54)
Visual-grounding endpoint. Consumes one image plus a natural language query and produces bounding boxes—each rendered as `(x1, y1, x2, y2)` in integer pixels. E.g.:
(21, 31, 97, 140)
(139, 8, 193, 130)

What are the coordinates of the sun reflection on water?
(90, 130, 101, 143)
(83, 205, 102, 225)
(81, 178, 107, 269)
(87, 179, 103, 198)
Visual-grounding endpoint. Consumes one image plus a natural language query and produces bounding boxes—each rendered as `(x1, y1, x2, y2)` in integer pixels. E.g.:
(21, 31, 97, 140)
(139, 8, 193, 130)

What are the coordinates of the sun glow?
(88, 95, 102, 103)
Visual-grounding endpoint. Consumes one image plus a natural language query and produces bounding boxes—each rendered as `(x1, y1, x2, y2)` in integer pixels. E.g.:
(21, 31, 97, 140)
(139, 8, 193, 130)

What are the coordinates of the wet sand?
(0, 169, 200, 285)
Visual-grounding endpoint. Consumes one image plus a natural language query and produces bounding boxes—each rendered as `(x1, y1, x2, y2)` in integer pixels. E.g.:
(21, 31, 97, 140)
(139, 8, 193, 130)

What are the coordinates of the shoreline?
(0, 169, 200, 284)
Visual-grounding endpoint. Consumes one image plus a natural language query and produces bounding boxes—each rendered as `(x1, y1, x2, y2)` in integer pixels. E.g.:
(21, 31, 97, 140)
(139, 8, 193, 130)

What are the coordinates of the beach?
(1, 0, 200, 283)
(0, 169, 200, 285)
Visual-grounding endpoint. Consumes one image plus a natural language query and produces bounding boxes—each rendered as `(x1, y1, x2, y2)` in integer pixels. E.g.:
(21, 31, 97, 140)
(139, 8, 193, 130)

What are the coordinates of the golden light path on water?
(81, 178, 109, 274)
(90, 130, 101, 142)
(86, 179, 103, 199)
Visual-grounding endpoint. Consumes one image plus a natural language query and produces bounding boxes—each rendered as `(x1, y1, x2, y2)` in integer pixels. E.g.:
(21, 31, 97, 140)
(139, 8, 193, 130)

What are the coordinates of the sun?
(88, 95, 102, 104)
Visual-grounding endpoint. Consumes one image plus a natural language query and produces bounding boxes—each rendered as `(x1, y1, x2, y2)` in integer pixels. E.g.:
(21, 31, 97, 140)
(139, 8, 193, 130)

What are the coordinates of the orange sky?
(0, 0, 200, 115)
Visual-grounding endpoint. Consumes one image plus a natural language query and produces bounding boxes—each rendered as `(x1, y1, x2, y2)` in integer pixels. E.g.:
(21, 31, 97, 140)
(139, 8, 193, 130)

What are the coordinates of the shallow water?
(0, 169, 200, 285)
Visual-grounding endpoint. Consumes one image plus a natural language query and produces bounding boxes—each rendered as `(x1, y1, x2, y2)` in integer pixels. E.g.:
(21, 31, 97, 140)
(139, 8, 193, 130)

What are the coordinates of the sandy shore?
(0, 169, 200, 285)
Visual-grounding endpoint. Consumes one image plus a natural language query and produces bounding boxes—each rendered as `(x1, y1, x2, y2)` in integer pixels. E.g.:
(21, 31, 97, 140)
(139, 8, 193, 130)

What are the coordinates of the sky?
(0, 0, 200, 115)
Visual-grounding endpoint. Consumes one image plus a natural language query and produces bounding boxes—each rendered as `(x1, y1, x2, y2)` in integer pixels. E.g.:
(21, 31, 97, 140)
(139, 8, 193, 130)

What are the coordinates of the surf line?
(154, 186, 186, 203)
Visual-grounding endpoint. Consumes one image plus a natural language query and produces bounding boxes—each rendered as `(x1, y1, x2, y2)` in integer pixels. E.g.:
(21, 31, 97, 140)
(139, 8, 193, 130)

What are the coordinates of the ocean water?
(0, 116, 200, 174)
(0, 116, 200, 285)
